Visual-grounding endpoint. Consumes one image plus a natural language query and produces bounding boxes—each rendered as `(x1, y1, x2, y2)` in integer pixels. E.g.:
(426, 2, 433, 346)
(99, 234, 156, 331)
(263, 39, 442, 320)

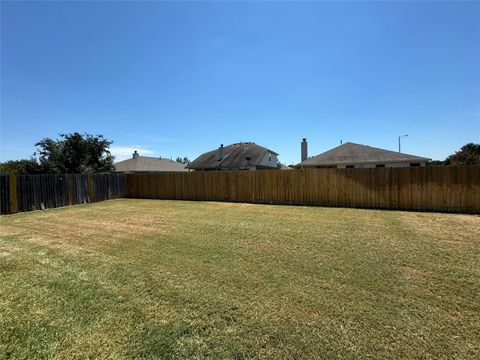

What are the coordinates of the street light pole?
(398, 134, 408, 153)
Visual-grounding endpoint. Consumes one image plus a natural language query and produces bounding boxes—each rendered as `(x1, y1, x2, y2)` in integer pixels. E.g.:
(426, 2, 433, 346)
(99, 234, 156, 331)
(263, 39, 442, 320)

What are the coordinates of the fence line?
(125, 166, 480, 213)
(0, 173, 125, 215)
(2, 167, 479, 215)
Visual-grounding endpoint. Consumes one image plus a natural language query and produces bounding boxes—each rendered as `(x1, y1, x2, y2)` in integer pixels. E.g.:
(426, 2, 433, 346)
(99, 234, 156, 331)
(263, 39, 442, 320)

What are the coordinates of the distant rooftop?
(299, 142, 431, 166)
(188, 142, 278, 170)
(114, 155, 188, 172)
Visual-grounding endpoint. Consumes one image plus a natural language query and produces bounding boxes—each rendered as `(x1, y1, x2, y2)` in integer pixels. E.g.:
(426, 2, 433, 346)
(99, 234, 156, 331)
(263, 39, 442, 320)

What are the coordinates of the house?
(187, 142, 279, 171)
(298, 139, 431, 168)
(114, 151, 188, 172)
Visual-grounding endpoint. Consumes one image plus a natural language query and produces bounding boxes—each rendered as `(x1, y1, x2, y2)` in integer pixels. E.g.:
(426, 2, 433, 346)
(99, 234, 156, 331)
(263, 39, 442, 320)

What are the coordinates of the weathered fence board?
(125, 166, 480, 213)
(0, 173, 126, 215)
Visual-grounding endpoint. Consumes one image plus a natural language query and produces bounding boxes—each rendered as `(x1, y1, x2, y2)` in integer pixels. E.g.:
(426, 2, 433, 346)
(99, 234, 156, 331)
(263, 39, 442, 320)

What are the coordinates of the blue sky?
(1, 1, 479, 164)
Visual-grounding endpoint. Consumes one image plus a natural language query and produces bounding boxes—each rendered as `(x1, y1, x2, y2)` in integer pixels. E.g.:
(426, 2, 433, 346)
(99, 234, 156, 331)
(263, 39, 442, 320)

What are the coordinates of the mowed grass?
(1, 199, 479, 359)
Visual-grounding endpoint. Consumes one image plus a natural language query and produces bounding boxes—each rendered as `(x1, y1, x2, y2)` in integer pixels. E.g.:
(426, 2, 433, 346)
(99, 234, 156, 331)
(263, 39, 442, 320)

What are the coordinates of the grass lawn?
(1, 199, 479, 359)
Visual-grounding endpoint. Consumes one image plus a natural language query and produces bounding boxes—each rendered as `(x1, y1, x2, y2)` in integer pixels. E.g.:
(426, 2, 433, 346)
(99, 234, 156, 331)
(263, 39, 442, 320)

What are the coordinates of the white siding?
(258, 153, 278, 168)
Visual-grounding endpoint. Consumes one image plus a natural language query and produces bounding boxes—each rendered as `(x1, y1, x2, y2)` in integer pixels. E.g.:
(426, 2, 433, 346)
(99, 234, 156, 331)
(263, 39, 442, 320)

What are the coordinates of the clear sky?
(1, 1, 479, 164)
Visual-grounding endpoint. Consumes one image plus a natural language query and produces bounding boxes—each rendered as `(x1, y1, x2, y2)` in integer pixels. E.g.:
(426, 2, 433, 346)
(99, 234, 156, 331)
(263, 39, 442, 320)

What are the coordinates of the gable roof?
(114, 156, 188, 172)
(187, 142, 278, 170)
(299, 142, 431, 167)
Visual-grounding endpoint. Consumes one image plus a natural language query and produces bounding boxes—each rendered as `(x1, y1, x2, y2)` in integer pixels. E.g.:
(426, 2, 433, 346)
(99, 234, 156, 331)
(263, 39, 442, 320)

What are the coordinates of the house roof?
(299, 142, 431, 167)
(187, 142, 279, 170)
(114, 156, 188, 172)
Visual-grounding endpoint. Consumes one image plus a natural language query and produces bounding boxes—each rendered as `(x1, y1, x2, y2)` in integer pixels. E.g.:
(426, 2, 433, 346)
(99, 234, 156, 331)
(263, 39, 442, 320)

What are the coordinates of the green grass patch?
(1, 199, 479, 358)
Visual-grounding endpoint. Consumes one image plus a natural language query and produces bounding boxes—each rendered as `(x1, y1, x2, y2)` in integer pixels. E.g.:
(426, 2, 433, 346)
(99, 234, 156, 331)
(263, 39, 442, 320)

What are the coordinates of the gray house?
(187, 142, 279, 171)
(298, 140, 430, 168)
(114, 151, 188, 172)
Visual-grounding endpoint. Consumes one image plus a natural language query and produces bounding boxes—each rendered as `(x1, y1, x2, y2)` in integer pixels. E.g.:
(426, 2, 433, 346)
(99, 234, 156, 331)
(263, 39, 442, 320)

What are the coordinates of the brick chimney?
(218, 144, 224, 161)
(301, 138, 308, 162)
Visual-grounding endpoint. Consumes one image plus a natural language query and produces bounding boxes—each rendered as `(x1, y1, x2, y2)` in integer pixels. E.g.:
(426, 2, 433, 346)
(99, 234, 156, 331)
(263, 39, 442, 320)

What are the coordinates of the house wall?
(258, 153, 278, 168)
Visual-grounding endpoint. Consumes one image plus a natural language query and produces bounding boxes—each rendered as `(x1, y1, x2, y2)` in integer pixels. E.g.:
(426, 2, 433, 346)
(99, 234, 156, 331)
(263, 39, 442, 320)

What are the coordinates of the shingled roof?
(114, 156, 188, 172)
(299, 142, 430, 167)
(188, 142, 278, 170)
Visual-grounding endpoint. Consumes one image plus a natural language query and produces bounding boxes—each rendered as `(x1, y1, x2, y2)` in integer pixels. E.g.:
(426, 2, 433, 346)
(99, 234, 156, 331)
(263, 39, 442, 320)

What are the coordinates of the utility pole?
(398, 134, 408, 153)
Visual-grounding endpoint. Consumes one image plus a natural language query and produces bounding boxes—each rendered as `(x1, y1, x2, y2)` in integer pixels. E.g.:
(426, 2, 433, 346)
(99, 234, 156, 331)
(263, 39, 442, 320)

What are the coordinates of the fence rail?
(125, 166, 480, 213)
(0, 173, 125, 215)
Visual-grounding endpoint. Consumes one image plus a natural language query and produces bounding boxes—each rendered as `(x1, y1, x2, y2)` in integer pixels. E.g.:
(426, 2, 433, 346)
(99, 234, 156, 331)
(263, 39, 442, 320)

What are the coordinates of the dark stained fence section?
(92, 173, 126, 202)
(0, 175, 10, 215)
(125, 166, 480, 214)
(16, 174, 69, 212)
(71, 175, 89, 204)
(1, 173, 126, 215)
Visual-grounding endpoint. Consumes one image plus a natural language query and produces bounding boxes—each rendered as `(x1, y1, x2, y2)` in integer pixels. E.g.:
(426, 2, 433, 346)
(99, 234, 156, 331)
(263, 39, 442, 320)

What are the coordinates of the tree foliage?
(447, 143, 480, 165)
(33, 133, 114, 174)
(176, 157, 190, 164)
(0, 159, 41, 175)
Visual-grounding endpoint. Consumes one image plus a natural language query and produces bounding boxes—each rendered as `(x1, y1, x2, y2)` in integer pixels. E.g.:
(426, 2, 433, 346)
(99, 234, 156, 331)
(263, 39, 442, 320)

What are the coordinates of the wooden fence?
(2, 167, 479, 215)
(125, 166, 480, 214)
(0, 173, 126, 215)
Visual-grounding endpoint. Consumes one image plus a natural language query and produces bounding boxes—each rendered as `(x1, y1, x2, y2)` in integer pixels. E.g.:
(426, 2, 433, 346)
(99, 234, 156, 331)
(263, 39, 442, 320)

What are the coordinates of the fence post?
(8, 175, 18, 214)
(87, 174, 94, 203)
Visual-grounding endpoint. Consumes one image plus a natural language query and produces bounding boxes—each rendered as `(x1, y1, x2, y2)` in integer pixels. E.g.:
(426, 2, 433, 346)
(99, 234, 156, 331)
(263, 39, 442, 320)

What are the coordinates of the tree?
(35, 133, 114, 173)
(430, 160, 447, 166)
(0, 158, 41, 175)
(447, 143, 480, 165)
(176, 157, 190, 164)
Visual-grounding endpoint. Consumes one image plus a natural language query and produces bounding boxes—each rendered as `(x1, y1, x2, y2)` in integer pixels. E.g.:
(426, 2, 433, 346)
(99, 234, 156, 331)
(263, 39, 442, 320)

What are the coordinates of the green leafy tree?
(35, 133, 114, 173)
(429, 160, 447, 166)
(0, 158, 41, 175)
(447, 143, 480, 165)
(176, 157, 190, 164)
